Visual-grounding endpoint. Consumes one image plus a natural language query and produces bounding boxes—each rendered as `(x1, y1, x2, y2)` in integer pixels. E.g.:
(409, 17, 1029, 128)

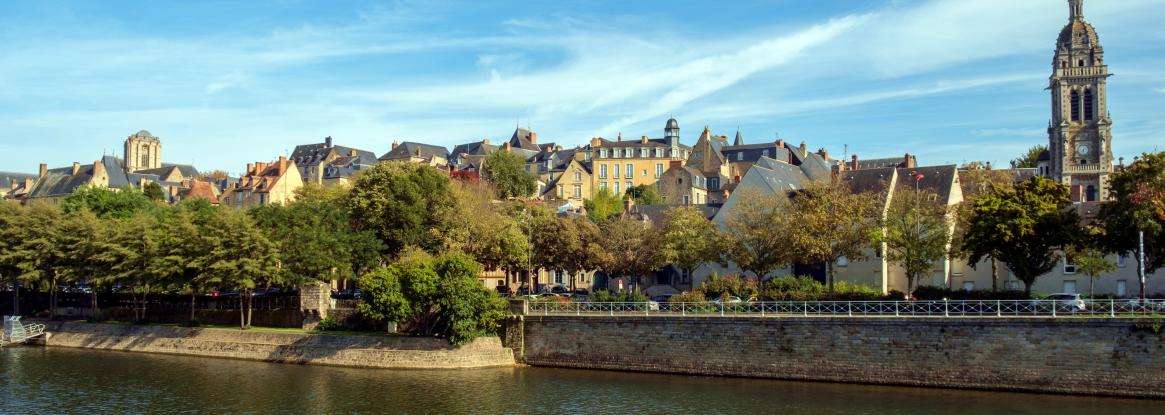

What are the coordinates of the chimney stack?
(776, 139, 785, 149)
(325, 136, 333, 148)
(391, 140, 400, 150)
(817, 148, 830, 160)
(529, 132, 538, 144)
(851, 154, 859, 171)
(71, 162, 80, 175)
(39, 163, 47, 178)
(640, 135, 649, 144)
(246, 163, 254, 174)
(903, 153, 916, 169)
(92, 160, 106, 178)
(482, 138, 490, 145)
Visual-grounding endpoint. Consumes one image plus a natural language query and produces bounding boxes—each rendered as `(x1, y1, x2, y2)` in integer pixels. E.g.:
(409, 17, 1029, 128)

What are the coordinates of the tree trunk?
(13, 282, 20, 315)
(189, 290, 197, 324)
(238, 294, 245, 330)
(246, 289, 253, 328)
(990, 258, 998, 291)
(49, 278, 58, 320)
(826, 262, 835, 292)
(527, 269, 535, 294)
(90, 290, 99, 321)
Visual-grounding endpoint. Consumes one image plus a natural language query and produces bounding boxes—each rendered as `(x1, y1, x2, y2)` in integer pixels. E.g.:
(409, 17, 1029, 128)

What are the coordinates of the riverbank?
(38, 321, 514, 369)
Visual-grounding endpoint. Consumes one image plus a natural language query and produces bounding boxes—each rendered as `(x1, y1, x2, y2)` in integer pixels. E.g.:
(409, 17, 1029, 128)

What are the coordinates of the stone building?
(220, 157, 303, 208)
(379, 141, 450, 167)
(123, 130, 161, 173)
(1, 172, 37, 201)
(290, 136, 378, 187)
(1042, 0, 1114, 202)
(588, 118, 691, 196)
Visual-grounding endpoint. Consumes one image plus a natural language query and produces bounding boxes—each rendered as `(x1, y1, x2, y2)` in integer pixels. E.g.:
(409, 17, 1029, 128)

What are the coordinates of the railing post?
(1110, 299, 1115, 318)
(894, 301, 899, 317)
(944, 299, 949, 317)
(1052, 301, 1057, 317)
(720, 303, 724, 317)
(996, 300, 1002, 317)
(848, 302, 853, 317)
(609, 303, 613, 317)
(682, 302, 686, 317)
(761, 303, 765, 318)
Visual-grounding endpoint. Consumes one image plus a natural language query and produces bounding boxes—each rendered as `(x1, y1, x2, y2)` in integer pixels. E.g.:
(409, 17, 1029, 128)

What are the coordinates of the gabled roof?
(380, 142, 450, 161)
(508, 128, 542, 152)
(291, 140, 378, 168)
(895, 165, 958, 202)
(593, 137, 690, 149)
(0, 172, 37, 188)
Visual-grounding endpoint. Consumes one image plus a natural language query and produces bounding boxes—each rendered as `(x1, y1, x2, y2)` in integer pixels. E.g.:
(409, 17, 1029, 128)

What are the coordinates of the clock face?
(1076, 144, 1090, 156)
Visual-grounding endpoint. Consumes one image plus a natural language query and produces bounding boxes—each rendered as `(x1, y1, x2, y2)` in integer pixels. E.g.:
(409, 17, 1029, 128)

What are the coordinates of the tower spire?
(1069, 0, 1083, 21)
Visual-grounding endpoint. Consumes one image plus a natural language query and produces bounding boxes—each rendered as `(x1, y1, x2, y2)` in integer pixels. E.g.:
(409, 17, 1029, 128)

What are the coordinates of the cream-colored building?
(588, 118, 691, 196)
(220, 157, 303, 208)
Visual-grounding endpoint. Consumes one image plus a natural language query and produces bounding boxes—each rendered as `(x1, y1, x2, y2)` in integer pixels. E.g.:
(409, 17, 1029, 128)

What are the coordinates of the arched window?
(1070, 90, 1081, 122)
(1083, 88, 1094, 121)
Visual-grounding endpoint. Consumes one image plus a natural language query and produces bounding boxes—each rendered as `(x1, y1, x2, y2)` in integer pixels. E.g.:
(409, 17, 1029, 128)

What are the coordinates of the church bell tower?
(124, 130, 162, 173)
(1046, 0, 1113, 202)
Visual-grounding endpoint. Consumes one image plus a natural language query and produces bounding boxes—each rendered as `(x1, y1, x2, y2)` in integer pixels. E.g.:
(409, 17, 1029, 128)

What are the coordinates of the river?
(0, 347, 1157, 414)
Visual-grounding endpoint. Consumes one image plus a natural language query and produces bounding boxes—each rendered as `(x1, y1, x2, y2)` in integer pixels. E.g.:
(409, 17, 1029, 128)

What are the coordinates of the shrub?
(590, 289, 648, 303)
(700, 274, 758, 300)
(669, 291, 707, 303)
(315, 315, 344, 332)
(757, 276, 884, 301)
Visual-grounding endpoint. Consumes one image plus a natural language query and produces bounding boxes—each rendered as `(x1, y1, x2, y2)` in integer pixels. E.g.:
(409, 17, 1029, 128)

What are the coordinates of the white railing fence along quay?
(526, 299, 1165, 318)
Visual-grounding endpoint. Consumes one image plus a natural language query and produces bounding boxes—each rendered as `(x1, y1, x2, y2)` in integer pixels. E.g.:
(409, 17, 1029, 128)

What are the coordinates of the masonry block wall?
(520, 316, 1165, 398)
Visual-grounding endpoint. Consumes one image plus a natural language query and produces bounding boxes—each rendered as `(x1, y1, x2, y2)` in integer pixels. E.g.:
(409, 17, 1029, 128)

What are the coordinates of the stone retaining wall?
(43, 322, 514, 369)
(517, 316, 1165, 398)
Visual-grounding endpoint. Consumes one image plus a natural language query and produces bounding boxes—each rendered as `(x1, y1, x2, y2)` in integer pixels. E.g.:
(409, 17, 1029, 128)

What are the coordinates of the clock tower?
(1046, 0, 1113, 202)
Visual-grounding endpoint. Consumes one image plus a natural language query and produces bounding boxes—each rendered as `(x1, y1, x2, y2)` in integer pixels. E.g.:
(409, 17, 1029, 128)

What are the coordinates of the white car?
(1046, 293, 1087, 312)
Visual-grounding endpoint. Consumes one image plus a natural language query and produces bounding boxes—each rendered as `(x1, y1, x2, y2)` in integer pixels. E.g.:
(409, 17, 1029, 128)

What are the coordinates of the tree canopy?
(584, 188, 623, 223)
(625, 184, 662, 206)
(1010, 145, 1048, 169)
(483, 151, 537, 199)
(346, 163, 459, 256)
(880, 188, 950, 293)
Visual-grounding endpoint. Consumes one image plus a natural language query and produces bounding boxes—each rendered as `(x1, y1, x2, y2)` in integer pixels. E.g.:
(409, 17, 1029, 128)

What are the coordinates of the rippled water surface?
(0, 347, 1158, 414)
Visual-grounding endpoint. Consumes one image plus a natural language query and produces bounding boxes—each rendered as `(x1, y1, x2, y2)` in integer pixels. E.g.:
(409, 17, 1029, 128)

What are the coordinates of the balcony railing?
(526, 299, 1165, 318)
(1063, 164, 1108, 174)
(1055, 66, 1108, 78)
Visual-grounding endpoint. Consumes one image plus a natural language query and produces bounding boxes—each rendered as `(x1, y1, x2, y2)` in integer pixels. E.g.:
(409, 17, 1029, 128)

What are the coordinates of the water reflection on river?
(0, 347, 1157, 414)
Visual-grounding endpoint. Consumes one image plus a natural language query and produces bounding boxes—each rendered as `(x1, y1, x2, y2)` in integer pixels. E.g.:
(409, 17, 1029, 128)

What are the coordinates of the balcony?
(1063, 164, 1108, 174)
(1055, 65, 1108, 78)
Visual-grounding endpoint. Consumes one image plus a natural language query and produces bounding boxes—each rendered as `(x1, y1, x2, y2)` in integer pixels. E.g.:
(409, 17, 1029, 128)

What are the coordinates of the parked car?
(650, 294, 674, 303)
(1045, 293, 1087, 312)
(709, 296, 744, 305)
(550, 286, 570, 295)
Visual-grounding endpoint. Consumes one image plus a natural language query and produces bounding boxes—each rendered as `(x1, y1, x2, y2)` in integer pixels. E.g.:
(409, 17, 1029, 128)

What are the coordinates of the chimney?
(798, 141, 807, 156)
(325, 136, 333, 148)
(904, 153, 916, 169)
(71, 162, 80, 175)
(776, 139, 785, 149)
(482, 138, 490, 145)
(39, 163, 47, 178)
(669, 160, 683, 169)
(817, 148, 830, 160)
(92, 160, 106, 178)
(246, 163, 254, 175)
(590, 137, 601, 147)
(529, 132, 538, 144)
(349, 149, 358, 157)
(985, 161, 993, 170)
(278, 157, 288, 174)
(640, 135, 649, 144)
(851, 154, 859, 171)
(391, 140, 400, 150)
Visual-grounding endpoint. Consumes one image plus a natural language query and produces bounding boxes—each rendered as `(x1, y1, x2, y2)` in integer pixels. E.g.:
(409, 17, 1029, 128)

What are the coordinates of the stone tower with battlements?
(124, 130, 162, 173)
(1046, 0, 1113, 202)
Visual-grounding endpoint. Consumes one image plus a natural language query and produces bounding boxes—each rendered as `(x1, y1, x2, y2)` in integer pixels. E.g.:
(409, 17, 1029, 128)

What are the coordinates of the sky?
(2, 0, 1164, 175)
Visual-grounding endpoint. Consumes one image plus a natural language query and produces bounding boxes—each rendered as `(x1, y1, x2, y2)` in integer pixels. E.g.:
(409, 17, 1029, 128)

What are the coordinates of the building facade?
(220, 157, 304, 208)
(588, 118, 690, 196)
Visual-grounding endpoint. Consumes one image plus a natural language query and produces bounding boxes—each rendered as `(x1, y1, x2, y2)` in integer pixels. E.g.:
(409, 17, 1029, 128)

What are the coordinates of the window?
(736, 152, 743, 161)
(625, 181, 632, 192)
(1062, 280, 1077, 294)
(600, 164, 608, 179)
(626, 164, 633, 178)
(557, 185, 564, 198)
(614, 182, 620, 194)
(1118, 255, 1127, 268)
(613, 164, 620, 179)
(1117, 280, 1128, 297)
(1070, 90, 1081, 121)
(573, 185, 582, 199)
(683, 195, 690, 204)
(1064, 256, 1077, 274)
(962, 281, 975, 291)
(1005, 280, 1022, 290)
(1084, 89, 1094, 121)
(553, 271, 562, 285)
(574, 171, 582, 182)
(708, 177, 719, 190)
(1077, 59, 1084, 67)
(762, 149, 769, 157)
(599, 182, 607, 191)
(655, 163, 663, 178)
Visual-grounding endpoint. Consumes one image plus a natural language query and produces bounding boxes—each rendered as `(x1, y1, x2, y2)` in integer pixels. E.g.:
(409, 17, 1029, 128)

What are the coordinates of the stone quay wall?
(43, 322, 514, 369)
(513, 315, 1165, 398)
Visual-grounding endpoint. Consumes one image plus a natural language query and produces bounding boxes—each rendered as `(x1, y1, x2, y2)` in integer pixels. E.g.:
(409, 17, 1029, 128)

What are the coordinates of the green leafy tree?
(105, 211, 165, 322)
(955, 166, 1015, 290)
(447, 181, 529, 290)
(658, 206, 724, 286)
(1099, 152, 1165, 298)
(534, 215, 603, 291)
(0, 201, 25, 314)
(1072, 247, 1116, 298)
(594, 215, 663, 292)
(251, 185, 384, 289)
(722, 191, 792, 279)
(625, 184, 662, 206)
(202, 208, 280, 328)
(143, 182, 166, 201)
(584, 188, 624, 223)
(483, 151, 537, 199)
(1010, 145, 1048, 169)
(358, 248, 507, 345)
(12, 204, 73, 319)
(880, 188, 951, 294)
(962, 177, 1081, 295)
(346, 163, 459, 256)
(775, 181, 881, 290)
(61, 185, 153, 219)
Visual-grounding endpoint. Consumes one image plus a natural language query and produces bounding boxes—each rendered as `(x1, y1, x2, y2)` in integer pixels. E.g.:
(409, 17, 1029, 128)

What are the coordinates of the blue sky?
(2, 0, 1164, 175)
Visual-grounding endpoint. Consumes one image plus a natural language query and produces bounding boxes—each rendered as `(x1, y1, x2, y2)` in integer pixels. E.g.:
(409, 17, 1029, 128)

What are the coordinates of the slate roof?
(379, 142, 450, 161)
(855, 156, 914, 170)
(0, 172, 37, 188)
(136, 164, 200, 181)
(290, 140, 377, 168)
(895, 165, 958, 201)
(26, 156, 129, 198)
(450, 141, 498, 166)
(593, 137, 689, 149)
(508, 128, 542, 152)
(721, 143, 789, 165)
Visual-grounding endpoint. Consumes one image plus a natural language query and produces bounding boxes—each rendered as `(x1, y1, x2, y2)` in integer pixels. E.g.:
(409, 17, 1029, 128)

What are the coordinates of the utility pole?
(1138, 230, 1146, 300)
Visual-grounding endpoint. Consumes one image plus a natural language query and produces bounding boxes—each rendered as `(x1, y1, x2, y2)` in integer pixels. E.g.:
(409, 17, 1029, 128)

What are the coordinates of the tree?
(962, 177, 1081, 295)
(203, 208, 280, 328)
(1099, 152, 1165, 298)
(779, 181, 881, 290)
(658, 206, 724, 286)
(722, 191, 792, 279)
(1072, 247, 1115, 298)
(483, 151, 537, 199)
(881, 188, 951, 294)
(143, 182, 166, 201)
(625, 184, 662, 206)
(447, 181, 529, 291)
(1010, 145, 1048, 169)
(61, 185, 153, 219)
(105, 211, 165, 322)
(251, 185, 384, 289)
(346, 163, 460, 256)
(537, 216, 603, 291)
(0, 201, 25, 314)
(954, 165, 1015, 290)
(358, 248, 507, 345)
(11, 204, 73, 319)
(594, 215, 662, 292)
(584, 188, 624, 223)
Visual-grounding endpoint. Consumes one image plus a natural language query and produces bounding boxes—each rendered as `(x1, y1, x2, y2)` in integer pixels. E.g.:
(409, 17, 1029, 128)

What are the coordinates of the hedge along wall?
(512, 315, 1165, 398)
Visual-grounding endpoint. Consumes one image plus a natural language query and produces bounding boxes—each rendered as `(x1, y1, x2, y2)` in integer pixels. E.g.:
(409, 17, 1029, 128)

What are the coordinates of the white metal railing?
(526, 299, 1165, 318)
